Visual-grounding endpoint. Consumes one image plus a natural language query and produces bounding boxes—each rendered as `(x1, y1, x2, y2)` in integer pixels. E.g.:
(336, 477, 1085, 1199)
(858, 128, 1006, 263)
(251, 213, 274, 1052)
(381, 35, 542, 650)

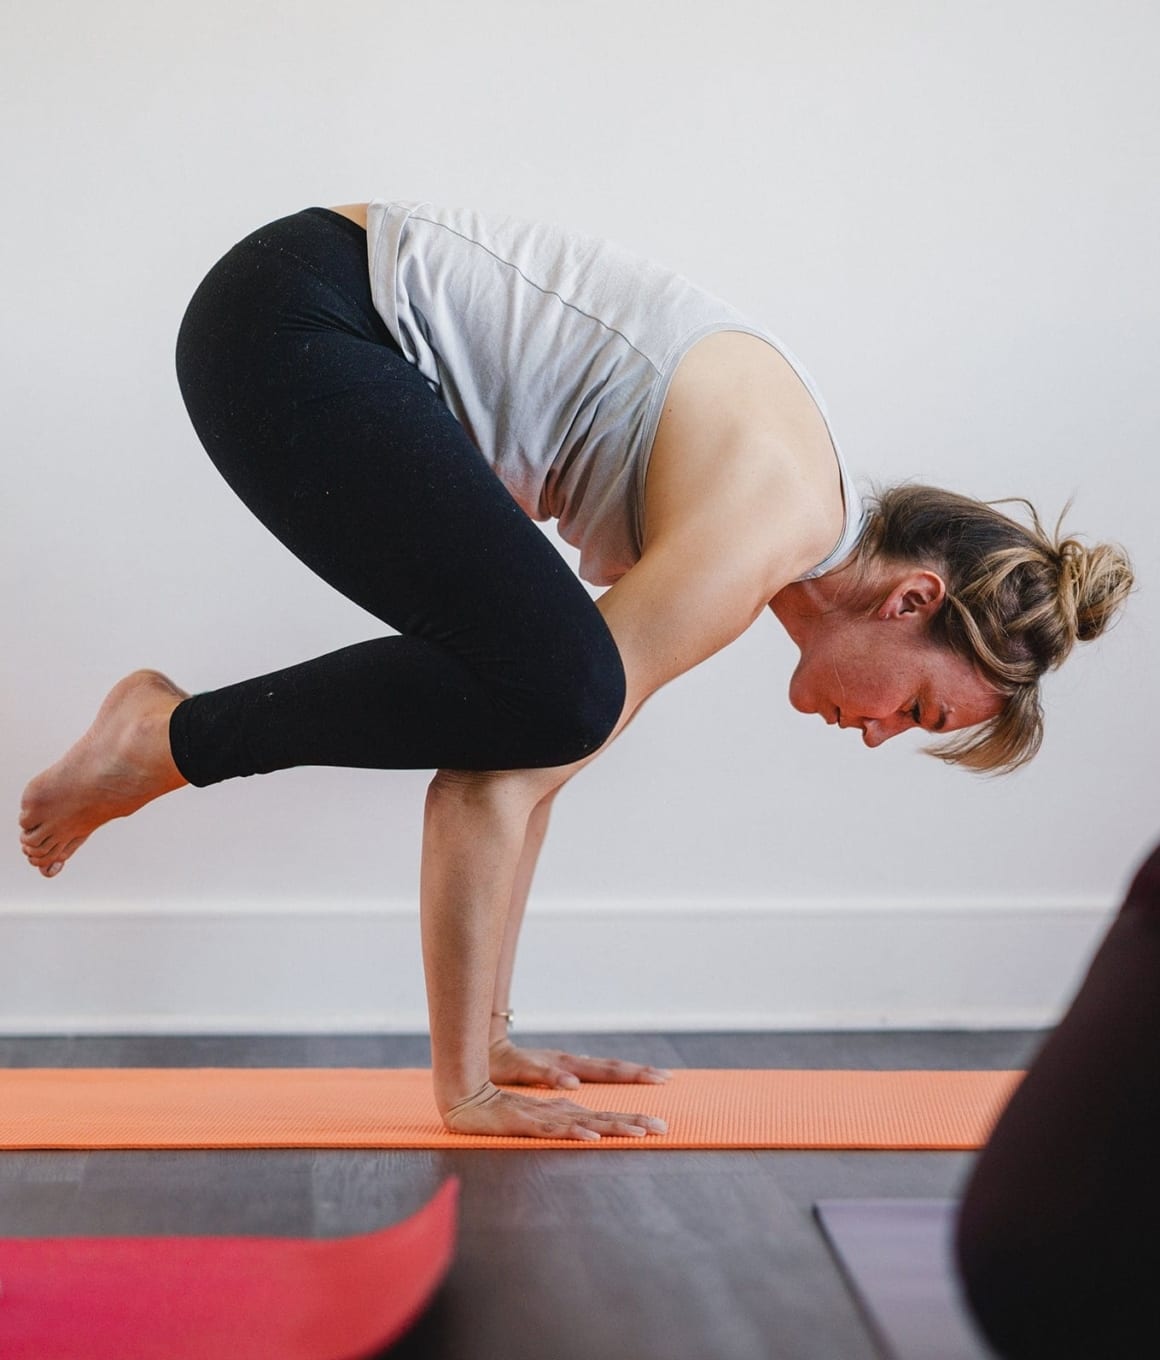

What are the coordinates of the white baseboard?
(0, 897, 1116, 1035)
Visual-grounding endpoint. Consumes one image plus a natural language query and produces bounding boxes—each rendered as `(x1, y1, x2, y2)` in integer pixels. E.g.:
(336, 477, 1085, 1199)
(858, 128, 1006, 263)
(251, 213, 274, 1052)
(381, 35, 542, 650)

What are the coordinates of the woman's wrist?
(442, 1078, 501, 1121)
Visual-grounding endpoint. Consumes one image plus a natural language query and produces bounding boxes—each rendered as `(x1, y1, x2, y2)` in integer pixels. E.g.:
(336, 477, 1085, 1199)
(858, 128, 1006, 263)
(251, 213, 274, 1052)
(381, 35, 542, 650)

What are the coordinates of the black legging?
(168, 207, 625, 786)
(955, 840, 1160, 1357)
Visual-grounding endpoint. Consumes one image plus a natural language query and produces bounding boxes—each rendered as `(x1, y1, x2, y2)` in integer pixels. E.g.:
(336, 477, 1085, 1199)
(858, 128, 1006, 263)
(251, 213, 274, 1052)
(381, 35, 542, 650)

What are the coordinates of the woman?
(17, 200, 1132, 1142)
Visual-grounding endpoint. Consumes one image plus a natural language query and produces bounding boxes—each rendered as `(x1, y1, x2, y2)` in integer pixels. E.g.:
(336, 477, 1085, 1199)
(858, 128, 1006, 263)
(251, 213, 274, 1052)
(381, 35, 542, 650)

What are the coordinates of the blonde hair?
(848, 484, 1134, 774)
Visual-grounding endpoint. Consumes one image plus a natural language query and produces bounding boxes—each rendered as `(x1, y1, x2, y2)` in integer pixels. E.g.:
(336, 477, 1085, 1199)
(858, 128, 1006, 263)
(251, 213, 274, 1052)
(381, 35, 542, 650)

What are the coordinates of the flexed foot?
(19, 669, 191, 879)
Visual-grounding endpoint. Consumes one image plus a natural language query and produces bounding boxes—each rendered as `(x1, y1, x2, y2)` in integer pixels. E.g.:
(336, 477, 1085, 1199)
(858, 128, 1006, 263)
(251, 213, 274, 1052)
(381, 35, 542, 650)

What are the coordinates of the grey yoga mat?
(814, 1200, 1000, 1360)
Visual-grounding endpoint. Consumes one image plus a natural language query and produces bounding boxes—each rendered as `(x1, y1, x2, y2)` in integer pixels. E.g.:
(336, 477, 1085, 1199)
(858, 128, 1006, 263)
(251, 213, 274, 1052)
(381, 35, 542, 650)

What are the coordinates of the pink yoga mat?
(0, 1178, 458, 1360)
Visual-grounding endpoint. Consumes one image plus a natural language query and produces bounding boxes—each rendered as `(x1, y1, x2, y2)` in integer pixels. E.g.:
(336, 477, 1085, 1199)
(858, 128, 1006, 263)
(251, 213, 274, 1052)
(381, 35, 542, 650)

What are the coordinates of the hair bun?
(1055, 536, 1134, 644)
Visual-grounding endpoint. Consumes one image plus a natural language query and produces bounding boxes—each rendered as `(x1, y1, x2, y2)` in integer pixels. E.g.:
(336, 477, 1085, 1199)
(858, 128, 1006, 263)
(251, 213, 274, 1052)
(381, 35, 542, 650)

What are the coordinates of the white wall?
(3, 1, 1158, 1031)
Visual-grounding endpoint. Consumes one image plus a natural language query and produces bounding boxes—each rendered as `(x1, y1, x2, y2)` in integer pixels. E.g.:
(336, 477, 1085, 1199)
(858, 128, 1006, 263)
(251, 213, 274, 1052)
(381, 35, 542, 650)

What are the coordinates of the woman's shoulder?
(641, 331, 847, 581)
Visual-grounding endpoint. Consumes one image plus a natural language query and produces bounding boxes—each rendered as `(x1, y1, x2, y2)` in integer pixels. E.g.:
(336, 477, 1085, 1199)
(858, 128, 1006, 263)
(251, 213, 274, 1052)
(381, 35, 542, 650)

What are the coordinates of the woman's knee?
(499, 616, 625, 767)
(524, 642, 626, 766)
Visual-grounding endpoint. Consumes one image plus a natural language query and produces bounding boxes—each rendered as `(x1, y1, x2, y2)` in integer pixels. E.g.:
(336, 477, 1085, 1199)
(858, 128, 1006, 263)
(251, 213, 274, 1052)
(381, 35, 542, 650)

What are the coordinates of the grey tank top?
(366, 200, 865, 587)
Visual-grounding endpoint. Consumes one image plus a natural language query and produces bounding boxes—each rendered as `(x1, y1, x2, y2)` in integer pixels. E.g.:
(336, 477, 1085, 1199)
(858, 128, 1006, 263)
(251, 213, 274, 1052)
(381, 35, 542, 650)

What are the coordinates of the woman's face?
(785, 578, 1005, 747)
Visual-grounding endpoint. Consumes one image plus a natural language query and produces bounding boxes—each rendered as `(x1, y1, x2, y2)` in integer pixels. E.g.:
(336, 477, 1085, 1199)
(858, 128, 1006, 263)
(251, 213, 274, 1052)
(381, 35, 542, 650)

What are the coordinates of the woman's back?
(363, 198, 857, 585)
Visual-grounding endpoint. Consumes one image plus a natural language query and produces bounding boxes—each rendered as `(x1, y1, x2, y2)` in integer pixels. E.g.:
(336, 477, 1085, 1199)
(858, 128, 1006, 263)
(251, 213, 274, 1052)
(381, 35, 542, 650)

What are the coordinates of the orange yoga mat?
(0, 1068, 1023, 1150)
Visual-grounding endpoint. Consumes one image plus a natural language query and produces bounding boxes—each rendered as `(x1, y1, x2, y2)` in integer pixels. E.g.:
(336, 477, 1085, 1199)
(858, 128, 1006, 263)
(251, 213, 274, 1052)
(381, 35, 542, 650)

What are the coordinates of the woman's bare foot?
(19, 669, 192, 879)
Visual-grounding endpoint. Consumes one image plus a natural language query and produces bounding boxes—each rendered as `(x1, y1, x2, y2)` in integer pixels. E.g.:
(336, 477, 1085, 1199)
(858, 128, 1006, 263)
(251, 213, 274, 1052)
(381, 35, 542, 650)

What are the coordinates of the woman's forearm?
(419, 771, 539, 1112)
(489, 790, 557, 1047)
(481, 774, 673, 1096)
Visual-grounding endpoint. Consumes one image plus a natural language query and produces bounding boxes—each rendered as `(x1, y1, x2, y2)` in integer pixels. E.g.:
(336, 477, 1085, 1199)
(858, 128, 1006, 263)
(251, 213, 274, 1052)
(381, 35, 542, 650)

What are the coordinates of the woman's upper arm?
(448, 519, 793, 803)
(596, 531, 782, 716)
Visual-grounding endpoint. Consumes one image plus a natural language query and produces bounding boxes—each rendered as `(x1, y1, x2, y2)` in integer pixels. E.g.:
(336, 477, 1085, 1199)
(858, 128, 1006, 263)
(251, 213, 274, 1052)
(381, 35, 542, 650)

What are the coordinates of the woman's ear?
(878, 569, 947, 621)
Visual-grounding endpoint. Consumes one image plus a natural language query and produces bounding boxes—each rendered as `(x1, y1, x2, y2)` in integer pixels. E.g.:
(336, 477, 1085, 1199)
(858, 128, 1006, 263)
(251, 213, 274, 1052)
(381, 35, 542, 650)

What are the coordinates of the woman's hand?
(488, 1037, 671, 1090)
(442, 1081, 667, 1141)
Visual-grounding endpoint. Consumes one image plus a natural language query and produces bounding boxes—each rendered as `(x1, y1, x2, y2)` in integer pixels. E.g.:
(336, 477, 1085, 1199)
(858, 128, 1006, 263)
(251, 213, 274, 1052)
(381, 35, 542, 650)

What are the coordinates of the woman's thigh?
(174, 208, 624, 735)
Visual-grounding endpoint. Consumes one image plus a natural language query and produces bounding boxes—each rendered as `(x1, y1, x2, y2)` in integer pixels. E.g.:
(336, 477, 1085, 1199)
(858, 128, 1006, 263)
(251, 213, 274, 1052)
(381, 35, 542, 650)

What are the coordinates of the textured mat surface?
(0, 1178, 458, 1360)
(815, 1200, 999, 1360)
(0, 1068, 1022, 1149)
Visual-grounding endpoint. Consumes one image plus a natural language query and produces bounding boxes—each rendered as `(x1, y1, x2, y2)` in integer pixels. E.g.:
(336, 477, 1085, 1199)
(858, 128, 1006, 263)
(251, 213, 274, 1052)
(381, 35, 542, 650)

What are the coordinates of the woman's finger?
(592, 1110, 667, 1134)
(444, 1089, 667, 1140)
(563, 1054, 673, 1084)
(535, 1116, 654, 1141)
(513, 1062, 579, 1089)
(538, 1120, 602, 1141)
(547, 1102, 667, 1134)
(589, 1120, 649, 1138)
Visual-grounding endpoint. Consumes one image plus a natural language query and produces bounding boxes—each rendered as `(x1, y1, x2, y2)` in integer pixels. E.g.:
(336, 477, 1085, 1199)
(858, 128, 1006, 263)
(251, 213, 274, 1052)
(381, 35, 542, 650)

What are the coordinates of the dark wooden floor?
(0, 1031, 1044, 1359)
